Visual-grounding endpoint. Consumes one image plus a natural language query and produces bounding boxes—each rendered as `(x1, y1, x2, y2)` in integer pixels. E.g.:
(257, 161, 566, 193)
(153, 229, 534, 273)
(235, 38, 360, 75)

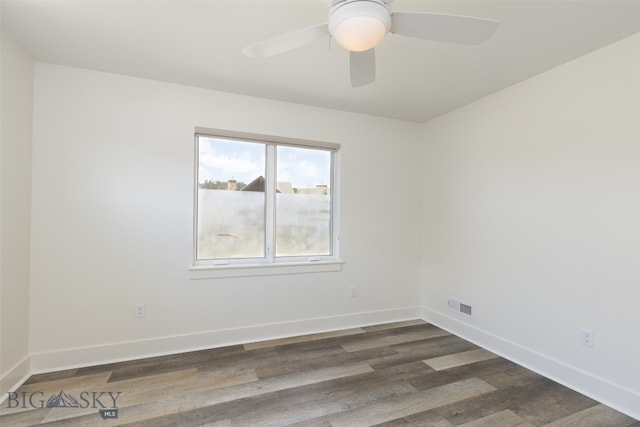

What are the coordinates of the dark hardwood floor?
(1, 320, 638, 426)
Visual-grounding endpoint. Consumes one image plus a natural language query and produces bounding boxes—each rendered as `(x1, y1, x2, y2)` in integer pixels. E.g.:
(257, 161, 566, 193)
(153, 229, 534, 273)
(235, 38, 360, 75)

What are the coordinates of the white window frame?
(190, 128, 342, 279)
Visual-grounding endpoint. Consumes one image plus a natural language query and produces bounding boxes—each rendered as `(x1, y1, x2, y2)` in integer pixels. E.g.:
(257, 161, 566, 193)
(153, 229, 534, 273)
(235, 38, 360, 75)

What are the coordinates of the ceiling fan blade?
(391, 12, 499, 45)
(242, 23, 329, 58)
(350, 48, 376, 88)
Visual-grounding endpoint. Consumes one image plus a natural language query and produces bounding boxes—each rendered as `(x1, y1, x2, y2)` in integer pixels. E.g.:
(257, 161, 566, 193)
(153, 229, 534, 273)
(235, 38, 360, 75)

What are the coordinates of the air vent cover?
(460, 303, 472, 316)
(448, 298, 472, 316)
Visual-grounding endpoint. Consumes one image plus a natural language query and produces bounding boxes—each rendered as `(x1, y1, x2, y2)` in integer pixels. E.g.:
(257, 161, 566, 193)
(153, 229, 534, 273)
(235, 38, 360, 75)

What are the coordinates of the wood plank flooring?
(1, 320, 638, 426)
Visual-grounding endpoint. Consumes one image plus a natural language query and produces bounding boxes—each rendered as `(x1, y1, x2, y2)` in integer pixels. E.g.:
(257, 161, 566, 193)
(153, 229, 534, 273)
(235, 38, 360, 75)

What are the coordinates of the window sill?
(188, 260, 343, 279)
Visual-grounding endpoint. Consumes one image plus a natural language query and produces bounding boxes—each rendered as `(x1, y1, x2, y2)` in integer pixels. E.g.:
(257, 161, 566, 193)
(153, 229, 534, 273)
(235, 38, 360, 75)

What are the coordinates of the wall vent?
(448, 298, 472, 316)
(459, 303, 472, 316)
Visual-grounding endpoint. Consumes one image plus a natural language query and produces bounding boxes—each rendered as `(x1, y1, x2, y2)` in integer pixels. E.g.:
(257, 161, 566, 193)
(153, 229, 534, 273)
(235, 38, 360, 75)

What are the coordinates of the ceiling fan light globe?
(329, 0, 391, 52)
(333, 16, 387, 51)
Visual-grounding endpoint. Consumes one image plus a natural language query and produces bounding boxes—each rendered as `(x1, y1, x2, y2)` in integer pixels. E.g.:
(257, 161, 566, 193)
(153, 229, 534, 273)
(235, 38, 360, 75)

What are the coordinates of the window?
(194, 129, 340, 271)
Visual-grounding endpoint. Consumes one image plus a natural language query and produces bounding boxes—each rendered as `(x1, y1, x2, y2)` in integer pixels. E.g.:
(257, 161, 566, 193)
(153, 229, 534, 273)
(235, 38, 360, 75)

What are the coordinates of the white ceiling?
(2, 0, 640, 122)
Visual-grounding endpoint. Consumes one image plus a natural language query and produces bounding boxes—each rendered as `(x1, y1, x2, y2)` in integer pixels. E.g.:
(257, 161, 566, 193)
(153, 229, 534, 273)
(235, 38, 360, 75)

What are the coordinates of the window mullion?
(264, 144, 277, 262)
(330, 150, 338, 257)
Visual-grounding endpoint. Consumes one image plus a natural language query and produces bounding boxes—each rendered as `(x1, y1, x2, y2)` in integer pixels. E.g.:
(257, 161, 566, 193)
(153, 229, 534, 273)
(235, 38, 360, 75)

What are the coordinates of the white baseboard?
(422, 306, 640, 421)
(0, 355, 31, 404)
(29, 306, 421, 375)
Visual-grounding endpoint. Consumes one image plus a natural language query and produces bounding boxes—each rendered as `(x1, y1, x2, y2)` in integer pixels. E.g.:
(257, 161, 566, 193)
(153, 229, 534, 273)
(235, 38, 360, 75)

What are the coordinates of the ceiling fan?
(242, 0, 499, 87)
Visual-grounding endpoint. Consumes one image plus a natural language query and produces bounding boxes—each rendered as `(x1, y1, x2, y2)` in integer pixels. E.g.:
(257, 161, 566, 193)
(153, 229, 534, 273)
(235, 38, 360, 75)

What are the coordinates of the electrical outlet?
(348, 287, 357, 298)
(581, 328, 594, 347)
(135, 303, 145, 318)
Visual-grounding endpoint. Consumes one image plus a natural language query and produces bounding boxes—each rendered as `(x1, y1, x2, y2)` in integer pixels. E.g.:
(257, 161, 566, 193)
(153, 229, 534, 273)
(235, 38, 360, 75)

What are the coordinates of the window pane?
(276, 146, 332, 257)
(197, 137, 265, 259)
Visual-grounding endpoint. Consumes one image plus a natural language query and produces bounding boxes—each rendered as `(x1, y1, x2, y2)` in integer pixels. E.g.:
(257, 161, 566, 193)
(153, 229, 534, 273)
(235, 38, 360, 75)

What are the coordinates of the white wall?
(28, 63, 422, 369)
(421, 33, 640, 417)
(0, 31, 34, 394)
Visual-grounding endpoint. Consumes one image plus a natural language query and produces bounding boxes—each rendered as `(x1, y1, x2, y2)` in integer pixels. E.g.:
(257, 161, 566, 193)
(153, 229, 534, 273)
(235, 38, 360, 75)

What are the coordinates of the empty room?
(1, 0, 639, 425)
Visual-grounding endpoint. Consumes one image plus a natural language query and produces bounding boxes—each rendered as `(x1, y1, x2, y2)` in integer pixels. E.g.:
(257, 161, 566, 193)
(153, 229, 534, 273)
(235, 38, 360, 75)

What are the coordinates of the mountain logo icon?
(46, 391, 80, 408)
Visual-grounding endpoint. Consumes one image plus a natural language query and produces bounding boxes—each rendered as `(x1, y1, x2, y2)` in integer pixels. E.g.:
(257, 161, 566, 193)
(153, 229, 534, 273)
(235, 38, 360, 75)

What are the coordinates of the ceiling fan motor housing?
(329, 0, 392, 52)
